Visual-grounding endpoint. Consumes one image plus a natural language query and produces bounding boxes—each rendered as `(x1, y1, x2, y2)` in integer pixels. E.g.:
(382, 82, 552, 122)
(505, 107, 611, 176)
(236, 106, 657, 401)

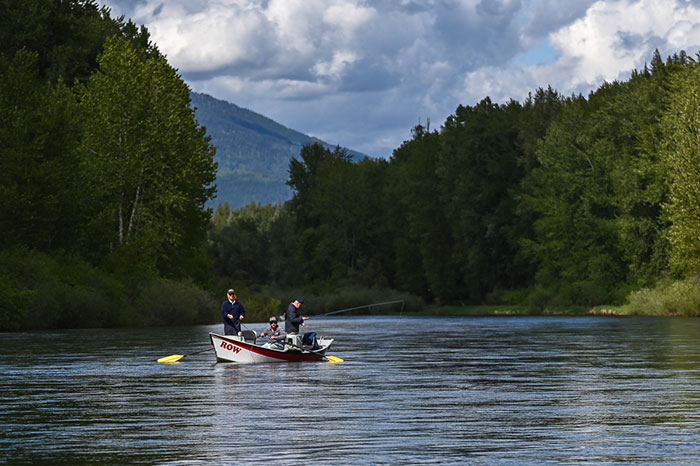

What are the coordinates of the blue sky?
(512, 39, 560, 65)
(101, 0, 700, 158)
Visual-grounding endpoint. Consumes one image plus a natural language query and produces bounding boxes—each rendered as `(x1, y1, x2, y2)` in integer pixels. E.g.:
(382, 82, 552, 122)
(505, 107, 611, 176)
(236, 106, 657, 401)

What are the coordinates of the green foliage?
(6, 0, 700, 328)
(237, 288, 283, 323)
(0, 247, 224, 330)
(208, 202, 296, 286)
(661, 58, 700, 277)
(385, 127, 456, 301)
(0, 0, 155, 85)
(0, 273, 34, 331)
(519, 59, 685, 306)
(134, 278, 218, 326)
(622, 276, 700, 316)
(78, 36, 217, 278)
(0, 50, 83, 251)
(0, 5, 224, 330)
(0, 247, 137, 330)
(437, 98, 527, 301)
(265, 51, 697, 309)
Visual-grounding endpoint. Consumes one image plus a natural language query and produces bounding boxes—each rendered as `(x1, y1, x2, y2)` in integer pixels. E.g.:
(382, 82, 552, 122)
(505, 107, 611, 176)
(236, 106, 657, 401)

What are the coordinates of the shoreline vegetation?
(401, 305, 619, 317)
(320, 303, 689, 318)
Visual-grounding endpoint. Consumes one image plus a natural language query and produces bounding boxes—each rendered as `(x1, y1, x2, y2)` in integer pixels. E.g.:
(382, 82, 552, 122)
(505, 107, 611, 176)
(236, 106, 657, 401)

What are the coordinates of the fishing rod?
(276, 299, 405, 322)
(313, 300, 405, 317)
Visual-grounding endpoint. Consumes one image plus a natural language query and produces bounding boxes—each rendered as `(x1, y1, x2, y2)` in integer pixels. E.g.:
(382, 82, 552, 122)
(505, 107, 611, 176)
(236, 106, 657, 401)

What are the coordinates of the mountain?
(190, 92, 368, 208)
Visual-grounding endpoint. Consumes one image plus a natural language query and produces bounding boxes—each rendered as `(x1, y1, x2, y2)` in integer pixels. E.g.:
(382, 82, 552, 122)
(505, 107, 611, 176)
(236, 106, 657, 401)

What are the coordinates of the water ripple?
(3, 317, 700, 464)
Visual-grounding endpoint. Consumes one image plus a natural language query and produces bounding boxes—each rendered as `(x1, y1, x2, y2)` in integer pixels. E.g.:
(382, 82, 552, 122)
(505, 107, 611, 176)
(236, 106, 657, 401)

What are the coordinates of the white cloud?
(101, 0, 700, 157)
(462, 0, 700, 107)
(313, 50, 358, 79)
(151, 6, 273, 73)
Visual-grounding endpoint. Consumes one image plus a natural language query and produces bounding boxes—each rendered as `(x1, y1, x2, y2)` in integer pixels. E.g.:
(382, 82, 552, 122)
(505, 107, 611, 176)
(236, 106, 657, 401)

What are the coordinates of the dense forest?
(0, 0, 221, 330)
(210, 51, 700, 317)
(3, 1, 700, 331)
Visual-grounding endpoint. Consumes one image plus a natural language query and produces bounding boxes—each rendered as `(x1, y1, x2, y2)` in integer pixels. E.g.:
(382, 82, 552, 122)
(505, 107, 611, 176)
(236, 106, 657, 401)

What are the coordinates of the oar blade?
(157, 354, 184, 363)
(325, 355, 343, 363)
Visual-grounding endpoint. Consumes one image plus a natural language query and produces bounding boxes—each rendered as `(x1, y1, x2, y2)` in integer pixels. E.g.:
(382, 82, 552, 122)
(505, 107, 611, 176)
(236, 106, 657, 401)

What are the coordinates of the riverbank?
(401, 305, 622, 317)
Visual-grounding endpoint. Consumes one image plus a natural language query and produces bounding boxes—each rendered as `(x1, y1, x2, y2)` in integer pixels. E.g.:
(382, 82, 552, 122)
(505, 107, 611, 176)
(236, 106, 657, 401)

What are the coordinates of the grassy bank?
(617, 276, 700, 316)
(401, 304, 622, 317)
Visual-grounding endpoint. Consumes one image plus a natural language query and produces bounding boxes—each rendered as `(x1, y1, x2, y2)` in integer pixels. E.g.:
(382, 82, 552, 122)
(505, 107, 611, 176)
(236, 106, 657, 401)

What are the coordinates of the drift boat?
(209, 331, 336, 364)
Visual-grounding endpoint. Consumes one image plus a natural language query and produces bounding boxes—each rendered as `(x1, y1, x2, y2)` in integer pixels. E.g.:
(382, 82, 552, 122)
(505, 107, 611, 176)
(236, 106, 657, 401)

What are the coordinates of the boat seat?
(241, 329, 257, 343)
(286, 334, 302, 347)
(301, 332, 319, 350)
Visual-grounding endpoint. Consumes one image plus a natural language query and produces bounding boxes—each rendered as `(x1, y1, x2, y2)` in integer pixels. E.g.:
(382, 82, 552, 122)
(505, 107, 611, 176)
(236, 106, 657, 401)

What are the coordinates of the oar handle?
(186, 347, 211, 356)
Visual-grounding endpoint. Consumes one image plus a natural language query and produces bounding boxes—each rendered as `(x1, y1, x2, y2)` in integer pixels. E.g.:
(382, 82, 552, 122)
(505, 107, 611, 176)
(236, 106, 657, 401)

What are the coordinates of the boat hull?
(209, 333, 332, 364)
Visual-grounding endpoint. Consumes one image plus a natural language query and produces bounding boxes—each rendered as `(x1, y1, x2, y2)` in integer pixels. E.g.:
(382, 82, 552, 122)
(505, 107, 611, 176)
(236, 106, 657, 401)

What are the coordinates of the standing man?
(221, 288, 245, 336)
(285, 298, 308, 334)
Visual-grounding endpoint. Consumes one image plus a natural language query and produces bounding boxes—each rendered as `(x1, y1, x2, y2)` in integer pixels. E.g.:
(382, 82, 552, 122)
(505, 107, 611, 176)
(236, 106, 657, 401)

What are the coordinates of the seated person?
(259, 316, 286, 349)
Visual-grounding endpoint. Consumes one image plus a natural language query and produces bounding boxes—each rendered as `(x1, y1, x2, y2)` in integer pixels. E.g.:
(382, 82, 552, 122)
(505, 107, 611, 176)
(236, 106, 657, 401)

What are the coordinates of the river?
(2, 316, 700, 464)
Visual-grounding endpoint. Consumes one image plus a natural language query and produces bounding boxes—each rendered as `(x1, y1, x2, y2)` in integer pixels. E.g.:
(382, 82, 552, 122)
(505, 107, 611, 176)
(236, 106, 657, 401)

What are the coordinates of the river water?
(2, 316, 700, 465)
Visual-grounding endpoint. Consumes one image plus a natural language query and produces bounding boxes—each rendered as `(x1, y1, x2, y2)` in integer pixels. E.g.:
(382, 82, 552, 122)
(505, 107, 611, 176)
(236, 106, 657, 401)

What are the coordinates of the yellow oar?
(325, 355, 343, 363)
(157, 347, 210, 363)
(157, 354, 185, 363)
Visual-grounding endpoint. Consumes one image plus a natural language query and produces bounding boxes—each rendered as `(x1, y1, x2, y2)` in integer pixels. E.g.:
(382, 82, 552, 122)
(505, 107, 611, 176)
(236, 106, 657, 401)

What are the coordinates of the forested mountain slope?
(190, 92, 367, 208)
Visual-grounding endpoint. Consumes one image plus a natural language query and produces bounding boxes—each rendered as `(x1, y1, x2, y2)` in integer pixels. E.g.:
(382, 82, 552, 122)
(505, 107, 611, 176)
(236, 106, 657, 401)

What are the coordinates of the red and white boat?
(209, 331, 336, 364)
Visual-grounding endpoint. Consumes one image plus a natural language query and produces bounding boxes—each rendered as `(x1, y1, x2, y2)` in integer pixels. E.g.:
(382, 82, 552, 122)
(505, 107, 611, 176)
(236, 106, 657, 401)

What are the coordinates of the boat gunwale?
(209, 332, 331, 363)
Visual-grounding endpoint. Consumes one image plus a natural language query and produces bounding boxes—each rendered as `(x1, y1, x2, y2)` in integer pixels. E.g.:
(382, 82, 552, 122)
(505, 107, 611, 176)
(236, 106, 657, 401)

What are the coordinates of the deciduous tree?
(79, 36, 216, 278)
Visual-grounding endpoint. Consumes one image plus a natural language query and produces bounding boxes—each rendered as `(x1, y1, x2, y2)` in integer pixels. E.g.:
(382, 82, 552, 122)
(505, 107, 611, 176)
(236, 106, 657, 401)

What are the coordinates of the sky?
(101, 0, 700, 158)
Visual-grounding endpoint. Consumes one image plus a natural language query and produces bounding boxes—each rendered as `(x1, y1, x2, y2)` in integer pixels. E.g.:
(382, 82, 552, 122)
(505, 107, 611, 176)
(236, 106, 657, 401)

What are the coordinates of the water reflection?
(2, 316, 700, 464)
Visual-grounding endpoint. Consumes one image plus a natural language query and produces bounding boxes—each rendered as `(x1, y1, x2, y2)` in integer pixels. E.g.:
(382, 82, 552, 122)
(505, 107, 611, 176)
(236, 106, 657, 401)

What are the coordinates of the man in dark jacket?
(221, 288, 245, 335)
(285, 298, 308, 334)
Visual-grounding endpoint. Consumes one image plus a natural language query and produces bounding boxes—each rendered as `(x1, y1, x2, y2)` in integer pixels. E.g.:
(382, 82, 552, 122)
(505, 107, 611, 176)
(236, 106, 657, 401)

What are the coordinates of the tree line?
(0, 0, 218, 330)
(4, 1, 700, 331)
(210, 50, 700, 315)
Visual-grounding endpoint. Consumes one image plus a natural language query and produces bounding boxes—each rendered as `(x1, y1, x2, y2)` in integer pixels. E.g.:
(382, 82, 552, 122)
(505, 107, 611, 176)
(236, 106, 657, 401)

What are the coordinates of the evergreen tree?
(386, 127, 457, 301)
(0, 50, 82, 251)
(437, 98, 525, 302)
(0, 0, 151, 84)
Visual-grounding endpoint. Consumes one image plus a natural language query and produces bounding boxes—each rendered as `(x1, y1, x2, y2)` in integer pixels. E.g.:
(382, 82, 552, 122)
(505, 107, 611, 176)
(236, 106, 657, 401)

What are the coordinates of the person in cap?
(285, 298, 308, 334)
(221, 288, 245, 336)
(260, 316, 286, 341)
(260, 316, 286, 348)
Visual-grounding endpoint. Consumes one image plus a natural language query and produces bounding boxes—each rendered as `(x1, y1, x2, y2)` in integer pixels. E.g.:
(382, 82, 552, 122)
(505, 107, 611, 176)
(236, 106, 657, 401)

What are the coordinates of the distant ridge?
(190, 92, 368, 208)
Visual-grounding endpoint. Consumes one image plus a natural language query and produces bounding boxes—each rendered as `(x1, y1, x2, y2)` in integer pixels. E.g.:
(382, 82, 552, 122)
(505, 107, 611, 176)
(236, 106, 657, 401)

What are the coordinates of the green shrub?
(0, 274, 34, 331)
(526, 286, 556, 313)
(135, 278, 217, 326)
(238, 290, 282, 323)
(663, 279, 700, 316)
(620, 286, 663, 315)
(487, 287, 530, 306)
(0, 247, 138, 330)
(622, 276, 700, 316)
